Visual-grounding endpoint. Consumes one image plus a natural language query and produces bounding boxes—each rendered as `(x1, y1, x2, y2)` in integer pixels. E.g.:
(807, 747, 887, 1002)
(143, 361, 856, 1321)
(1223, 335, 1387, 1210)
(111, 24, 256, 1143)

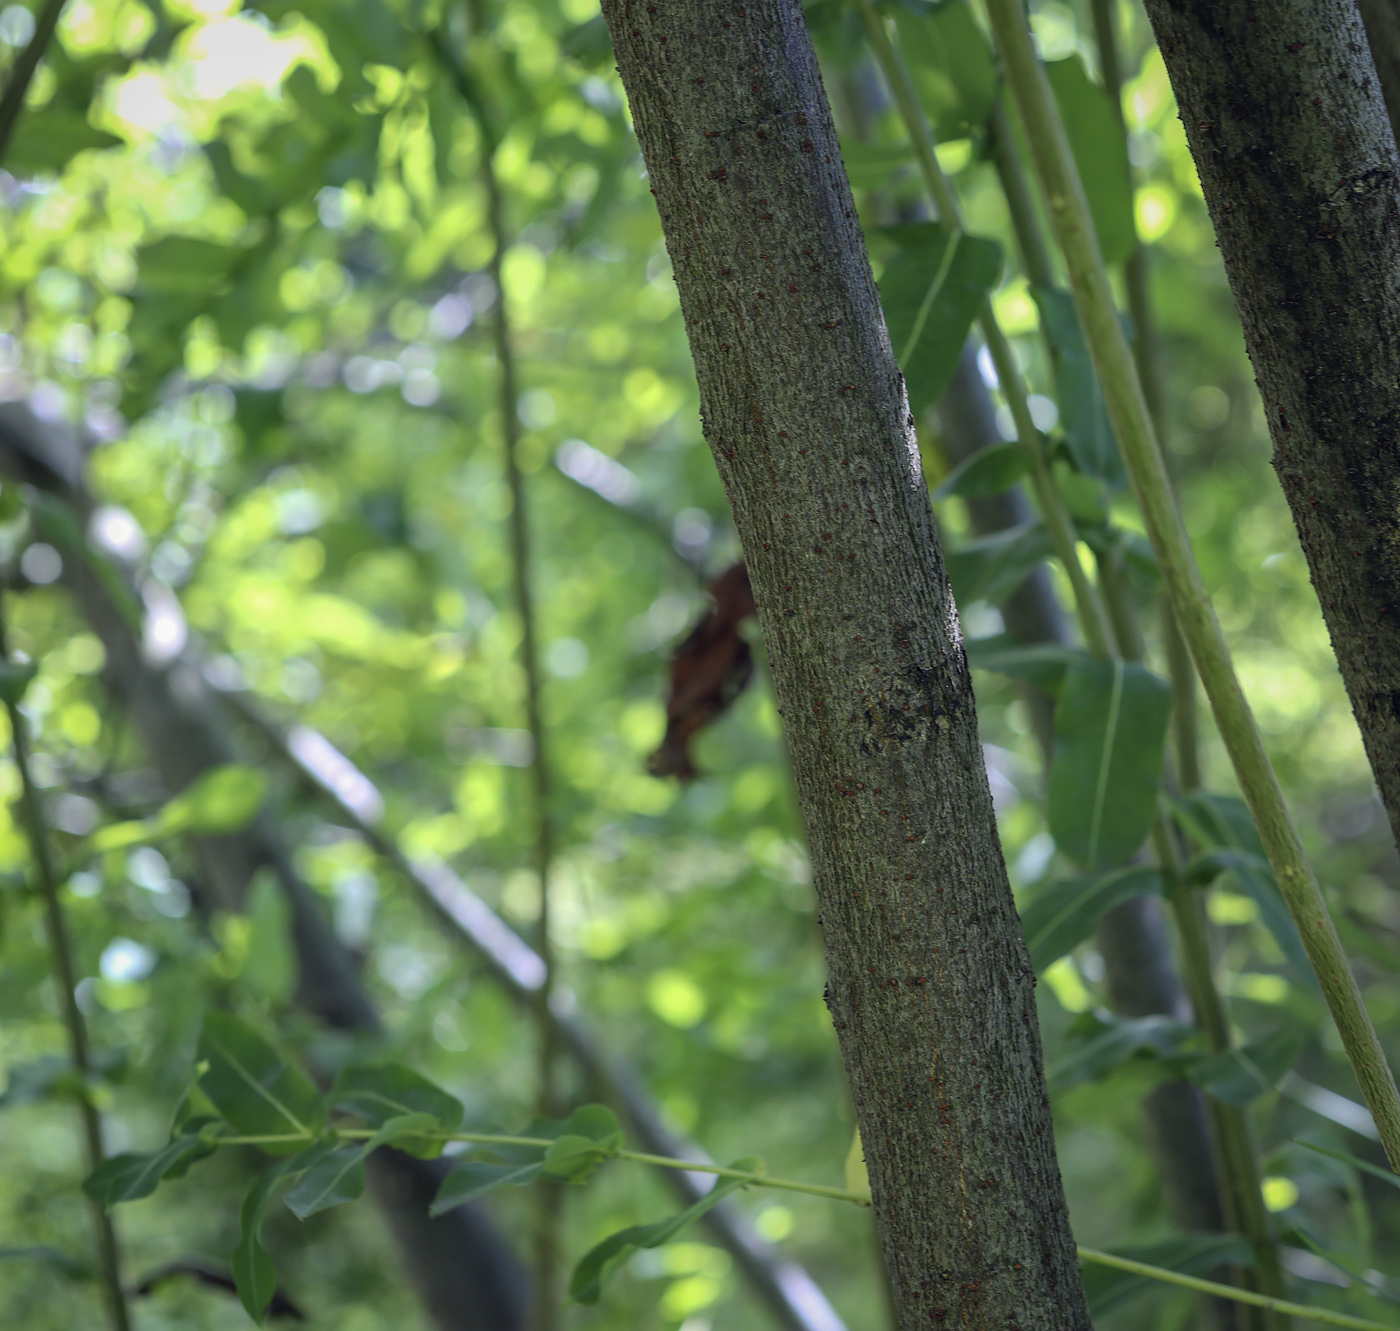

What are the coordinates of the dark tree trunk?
(1139, 0, 1400, 855)
(598, 2, 1090, 1325)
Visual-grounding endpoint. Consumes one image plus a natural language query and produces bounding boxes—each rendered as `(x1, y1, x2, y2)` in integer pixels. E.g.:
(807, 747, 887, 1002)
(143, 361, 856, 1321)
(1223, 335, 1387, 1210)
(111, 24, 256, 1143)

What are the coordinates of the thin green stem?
(1077, 1248, 1396, 1331)
(853, 0, 1113, 657)
(0, 0, 67, 165)
(1155, 821, 1290, 1328)
(0, 600, 129, 1331)
(210, 1129, 875, 1205)
(1087, 0, 1202, 793)
(432, 17, 561, 1324)
(983, 0, 1400, 1172)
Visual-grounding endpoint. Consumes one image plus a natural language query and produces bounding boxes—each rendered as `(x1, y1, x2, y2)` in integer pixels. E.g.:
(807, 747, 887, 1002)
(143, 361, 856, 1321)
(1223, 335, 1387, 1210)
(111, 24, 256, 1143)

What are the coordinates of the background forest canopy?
(6, 0, 1400, 1329)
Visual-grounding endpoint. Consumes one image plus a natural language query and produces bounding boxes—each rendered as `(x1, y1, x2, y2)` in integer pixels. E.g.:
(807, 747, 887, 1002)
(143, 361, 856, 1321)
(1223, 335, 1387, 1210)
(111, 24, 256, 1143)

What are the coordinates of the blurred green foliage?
(1, 0, 1399, 1328)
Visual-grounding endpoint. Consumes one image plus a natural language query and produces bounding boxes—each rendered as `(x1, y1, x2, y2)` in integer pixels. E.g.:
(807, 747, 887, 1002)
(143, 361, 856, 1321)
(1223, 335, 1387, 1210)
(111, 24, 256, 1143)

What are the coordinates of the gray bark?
(598, 1, 1089, 1325)
(0, 405, 528, 1331)
(1138, 0, 1400, 858)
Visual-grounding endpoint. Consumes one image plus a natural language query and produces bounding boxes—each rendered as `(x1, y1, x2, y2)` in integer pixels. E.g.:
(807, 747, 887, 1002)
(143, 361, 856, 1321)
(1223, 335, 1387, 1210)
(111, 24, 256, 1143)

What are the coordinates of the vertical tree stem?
(983, 0, 1400, 1170)
(854, 0, 1114, 659)
(0, 598, 130, 1331)
(0, 0, 67, 163)
(432, 20, 561, 1326)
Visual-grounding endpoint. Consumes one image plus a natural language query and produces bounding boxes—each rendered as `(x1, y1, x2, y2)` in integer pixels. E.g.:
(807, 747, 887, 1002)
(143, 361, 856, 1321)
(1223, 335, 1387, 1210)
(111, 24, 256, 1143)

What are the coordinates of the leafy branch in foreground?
(85, 1011, 1400, 1327)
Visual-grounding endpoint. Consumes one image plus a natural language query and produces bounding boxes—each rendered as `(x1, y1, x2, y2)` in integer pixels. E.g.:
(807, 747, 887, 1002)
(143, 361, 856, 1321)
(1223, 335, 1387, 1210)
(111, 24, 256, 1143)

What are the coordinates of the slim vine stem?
(0, 596, 130, 1331)
(986, 44, 1286, 1317)
(853, 0, 1113, 659)
(431, 18, 561, 1326)
(208, 1123, 1391, 1327)
(1087, 0, 1201, 791)
(983, 0, 1400, 1170)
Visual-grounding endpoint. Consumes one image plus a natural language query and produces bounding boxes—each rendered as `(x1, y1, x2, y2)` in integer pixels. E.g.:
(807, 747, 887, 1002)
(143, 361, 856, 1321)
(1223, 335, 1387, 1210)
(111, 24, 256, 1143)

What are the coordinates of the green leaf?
(0, 660, 37, 704)
(135, 237, 242, 297)
(893, 1, 999, 142)
(1296, 1140, 1400, 1191)
(1081, 1234, 1254, 1319)
(233, 1161, 295, 1325)
(1033, 287, 1125, 490)
(160, 765, 268, 836)
(285, 1113, 443, 1219)
(1047, 1012, 1192, 1093)
(5, 113, 121, 174)
(1174, 792, 1316, 988)
(82, 1133, 213, 1206)
(242, 870, 296, 1005)
(1021, 866, 1165, 972)
(569, 1160, 760, 1306)
(197, 1012, 324, 1150)
(1188, 1026, 1307, 1105)
(933, 440, 1032, 499)
(1047, 659, 1172, 870)
(878, 224, 1002, 412)
(91, 765, 269, 852)
(430, 1157, 546, 1214)
(838, 138, 915, 190)
(945, 521, 1052, 607)
(964, 636, 1090, 693)
(331, 1063, 464, 1152)
(1044, 57, 1135, 266)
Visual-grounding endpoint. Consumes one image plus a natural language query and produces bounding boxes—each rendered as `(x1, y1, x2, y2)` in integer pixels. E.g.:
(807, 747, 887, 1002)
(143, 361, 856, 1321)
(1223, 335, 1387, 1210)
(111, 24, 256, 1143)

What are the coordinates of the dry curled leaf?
(648, 562, 756, 781)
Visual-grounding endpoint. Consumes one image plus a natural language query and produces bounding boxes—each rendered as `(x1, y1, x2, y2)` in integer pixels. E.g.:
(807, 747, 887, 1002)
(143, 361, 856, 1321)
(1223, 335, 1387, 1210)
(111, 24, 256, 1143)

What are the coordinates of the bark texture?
(1140, 0, 1400, 855)
(599, 2, 1089, 1324)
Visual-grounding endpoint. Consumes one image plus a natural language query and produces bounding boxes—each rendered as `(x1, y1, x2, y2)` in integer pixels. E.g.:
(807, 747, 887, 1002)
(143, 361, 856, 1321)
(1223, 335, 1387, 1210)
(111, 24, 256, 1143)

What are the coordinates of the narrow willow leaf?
(1043, 57, 1135, 266)
(933, 440, 1032, 500)
(569, 1161, 761, 1306)
(285, 1114, 441, 1219)
(892, 0, 999, 142)
(1296, 1140, 1400, 1191)
(1047, 1012, 1192, 1093)
(331, 1063, 464, 1139)
(242, 870, 296, 1005)
(1189, 1026, 1308, 1105)
(197, 1012, 324, 1150)
(159, 765, 268, 837)
(83, 1133, 213, 1206)
(964, 636, 1090, 693)
(1020, 866, 1165, 972)
(233, 1161, 295, 1325)
(1033, 286, 1124, 490)
(430, 1158, 545, 1214)
(1175, 792, 1316, 988)
(1048, 659, 1172, 870)
(90, 765, 268, 851)
(878, 224, 1002, 412)
(1080, 1234, 1255, 1319)
(945, 521, 1052, 607)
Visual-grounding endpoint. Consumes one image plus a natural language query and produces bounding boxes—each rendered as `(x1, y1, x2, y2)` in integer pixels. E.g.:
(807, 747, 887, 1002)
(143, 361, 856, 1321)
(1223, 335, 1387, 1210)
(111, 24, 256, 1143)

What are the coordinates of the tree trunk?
(598, 3, 1090, 1325)
(1139, 0, 1400, 854)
